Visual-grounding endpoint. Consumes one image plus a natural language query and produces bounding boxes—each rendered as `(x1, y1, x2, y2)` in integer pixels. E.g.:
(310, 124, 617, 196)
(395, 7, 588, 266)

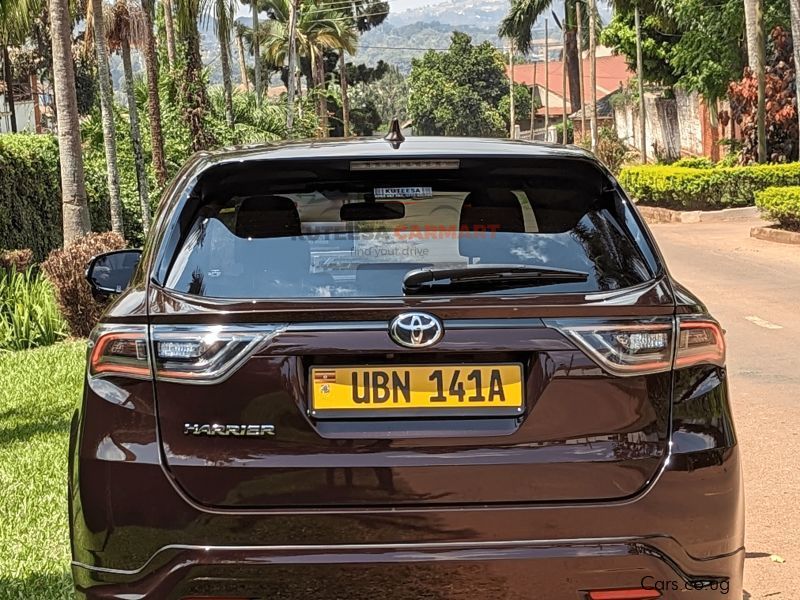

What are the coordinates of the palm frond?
(498, 0, 553, 53)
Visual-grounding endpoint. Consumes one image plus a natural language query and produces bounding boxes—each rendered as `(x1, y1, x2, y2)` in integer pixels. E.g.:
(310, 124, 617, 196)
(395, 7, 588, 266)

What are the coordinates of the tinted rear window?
(163, 159, 653, 298)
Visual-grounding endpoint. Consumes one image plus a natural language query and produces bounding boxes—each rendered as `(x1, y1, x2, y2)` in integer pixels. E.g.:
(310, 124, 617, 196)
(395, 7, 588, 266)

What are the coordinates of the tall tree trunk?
(588, 0, 597, 150)
(121, 38, 151, 236)
(564, 28, 581, 113)
(743, 0, 759, 70)
(142, 0, 168, 187)
(236, 30, 249, 92)
(314, 51, 328, 137)
(219, 25, 234, 129)
(48, 0, 91, 243)
(91, 0, 124, 236)
(163, 0, 178, 69)
(754, 0, 766, 162)
(2, 45, 17, 132)
(252, 2, 261, 107)
(286, 0, 299, 132)
(339, 51, 350, 137)
(790, 0, 800, 157)
(183, 19, 215, 151)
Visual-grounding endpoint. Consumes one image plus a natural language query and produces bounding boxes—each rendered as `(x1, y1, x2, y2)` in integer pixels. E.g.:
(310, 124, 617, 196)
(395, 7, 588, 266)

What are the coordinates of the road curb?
(636, 205, 760, 224)
(750, 225, 800, 245)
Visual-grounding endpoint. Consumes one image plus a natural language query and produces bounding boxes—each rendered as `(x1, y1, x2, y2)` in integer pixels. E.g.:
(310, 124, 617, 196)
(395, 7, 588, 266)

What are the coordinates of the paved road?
(650, 218, 800, 599)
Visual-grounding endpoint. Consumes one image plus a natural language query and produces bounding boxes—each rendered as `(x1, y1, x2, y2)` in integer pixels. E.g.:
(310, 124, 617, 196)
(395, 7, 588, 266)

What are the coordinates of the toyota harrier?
(70, 134, 744, 599)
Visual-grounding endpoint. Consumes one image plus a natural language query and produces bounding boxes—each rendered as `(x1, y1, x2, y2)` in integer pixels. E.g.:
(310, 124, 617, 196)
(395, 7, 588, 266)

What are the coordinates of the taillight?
(547, 317, 674, 376)
(675, 317, 725, 368)
(152, 324, 285, 384)
(89, 324, 285, 383)
(89, 325, 150, 379)
(546, 315, 725, 376)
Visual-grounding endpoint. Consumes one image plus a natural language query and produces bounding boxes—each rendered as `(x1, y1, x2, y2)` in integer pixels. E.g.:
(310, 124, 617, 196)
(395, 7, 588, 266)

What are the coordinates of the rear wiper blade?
(403, 264, 589, 295)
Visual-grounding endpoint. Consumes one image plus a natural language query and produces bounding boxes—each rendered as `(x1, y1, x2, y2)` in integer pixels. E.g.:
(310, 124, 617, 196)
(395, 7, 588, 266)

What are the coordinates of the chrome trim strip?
(284, 319, 546, 332)
(71, 535, 655, 576)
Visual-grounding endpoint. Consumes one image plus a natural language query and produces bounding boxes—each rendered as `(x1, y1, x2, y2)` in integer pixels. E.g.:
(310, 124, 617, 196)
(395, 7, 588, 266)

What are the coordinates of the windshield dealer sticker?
(374, 187, 433, 200)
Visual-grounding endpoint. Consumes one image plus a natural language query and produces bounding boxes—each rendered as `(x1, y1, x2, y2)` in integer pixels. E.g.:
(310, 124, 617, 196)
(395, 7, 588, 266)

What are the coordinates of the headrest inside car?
(459, 190, 525, 258)
(235, 195, 301, 239)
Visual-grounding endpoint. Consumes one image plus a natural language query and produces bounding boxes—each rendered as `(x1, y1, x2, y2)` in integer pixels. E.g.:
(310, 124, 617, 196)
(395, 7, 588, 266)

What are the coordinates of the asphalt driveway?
(650, 218, 800, 599)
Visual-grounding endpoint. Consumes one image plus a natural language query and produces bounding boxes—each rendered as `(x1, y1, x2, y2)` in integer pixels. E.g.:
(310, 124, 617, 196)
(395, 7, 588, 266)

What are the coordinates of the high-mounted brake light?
(350, 159, 460, 171)
(546, 315, 725, 376)
(89, 325, 150, 379)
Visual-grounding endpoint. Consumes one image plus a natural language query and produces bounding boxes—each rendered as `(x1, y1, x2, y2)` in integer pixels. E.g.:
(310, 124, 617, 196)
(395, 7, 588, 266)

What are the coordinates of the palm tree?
(1, 0, 40, 132)
(743, 0, 758, 70)
(141, 0, 168, 186)
(234, 21, 250, 91)
(750, 0, 766, 163)
(107, 0, 151, 234)
(48, 0, 92, 242)
(88, 0, 125, 235)
(336, 0, 388, 137)
(252, 0, 261, 106)
(499, 0, 582, 113)
(791, 0, 800, 144)
(259, 0, 357, 136)
(204, 0, 235, 128)
(174, 0, 216, 150)
(162, 0, 177, 68)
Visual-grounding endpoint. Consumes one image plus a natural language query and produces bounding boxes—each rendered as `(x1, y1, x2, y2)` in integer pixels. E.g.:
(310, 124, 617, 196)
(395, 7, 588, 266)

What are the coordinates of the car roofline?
(196, 136, 598, 165)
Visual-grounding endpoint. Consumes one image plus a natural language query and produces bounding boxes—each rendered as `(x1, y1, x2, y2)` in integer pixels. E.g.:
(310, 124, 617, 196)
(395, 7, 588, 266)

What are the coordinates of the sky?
(389, 0, 434, 10)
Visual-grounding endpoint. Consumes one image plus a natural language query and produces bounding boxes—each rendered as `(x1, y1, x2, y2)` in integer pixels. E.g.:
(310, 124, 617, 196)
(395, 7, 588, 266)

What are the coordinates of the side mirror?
(86, 249, 143, 298)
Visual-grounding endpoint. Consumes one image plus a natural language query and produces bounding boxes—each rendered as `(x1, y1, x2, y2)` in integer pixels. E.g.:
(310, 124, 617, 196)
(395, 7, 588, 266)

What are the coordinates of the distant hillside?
(357, 0, 613, 73)
(108, 2, 613, 91)
(357, 21, 503, 73)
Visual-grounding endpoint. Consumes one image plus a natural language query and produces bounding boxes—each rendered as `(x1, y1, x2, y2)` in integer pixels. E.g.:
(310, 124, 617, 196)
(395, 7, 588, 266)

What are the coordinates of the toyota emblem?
(389, 312, 443, 348)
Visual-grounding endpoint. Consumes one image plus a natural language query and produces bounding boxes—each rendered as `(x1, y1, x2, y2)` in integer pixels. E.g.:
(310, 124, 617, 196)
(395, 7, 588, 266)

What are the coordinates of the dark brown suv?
(70, 136, 743, 599)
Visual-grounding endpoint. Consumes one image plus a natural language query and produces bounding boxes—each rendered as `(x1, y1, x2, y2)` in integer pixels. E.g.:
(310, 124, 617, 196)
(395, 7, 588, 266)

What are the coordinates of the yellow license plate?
(309, 364, 524, 417)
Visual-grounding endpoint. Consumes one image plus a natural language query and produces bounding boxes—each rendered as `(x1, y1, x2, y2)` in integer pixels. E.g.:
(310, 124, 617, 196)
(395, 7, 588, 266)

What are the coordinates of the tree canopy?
(408, 31, 509, 137)
(601, 0, 790, 101)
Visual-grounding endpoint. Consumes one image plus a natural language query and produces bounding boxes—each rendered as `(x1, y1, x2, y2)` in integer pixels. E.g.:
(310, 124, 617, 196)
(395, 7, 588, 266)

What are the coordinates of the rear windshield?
(163, 159, 653, 299)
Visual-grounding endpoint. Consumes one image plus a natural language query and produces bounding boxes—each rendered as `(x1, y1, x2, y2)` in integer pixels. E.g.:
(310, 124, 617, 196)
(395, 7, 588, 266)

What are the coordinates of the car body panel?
(69, 138, 743, 599)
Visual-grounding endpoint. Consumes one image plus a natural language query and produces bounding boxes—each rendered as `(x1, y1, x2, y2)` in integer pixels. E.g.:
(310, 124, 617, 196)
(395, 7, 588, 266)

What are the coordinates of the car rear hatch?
(149, 153, 675, 509)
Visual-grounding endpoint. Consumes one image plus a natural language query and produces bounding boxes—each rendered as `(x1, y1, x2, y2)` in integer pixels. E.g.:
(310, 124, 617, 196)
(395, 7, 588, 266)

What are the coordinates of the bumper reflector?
(588, 589, 661, 600)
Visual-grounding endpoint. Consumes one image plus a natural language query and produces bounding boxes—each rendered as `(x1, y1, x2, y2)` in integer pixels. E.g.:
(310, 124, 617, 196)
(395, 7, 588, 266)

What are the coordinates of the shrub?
(618, 162, 800, 210)
(0, 268, 67, 351)
(0, 135, 63, 262)
(582, 127, 632, 175)
(672, 156, 715, 169)
(0, 134, 121, 261)
(0, 249, 34, 272)
(755, 186, 800, 231)
(41, 232, 126, 338)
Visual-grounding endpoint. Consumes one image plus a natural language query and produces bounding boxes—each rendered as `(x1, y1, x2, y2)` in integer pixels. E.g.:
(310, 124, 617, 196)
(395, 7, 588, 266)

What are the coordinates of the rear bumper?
(74, 538, 743, 599)
(71, 446, 744, 599)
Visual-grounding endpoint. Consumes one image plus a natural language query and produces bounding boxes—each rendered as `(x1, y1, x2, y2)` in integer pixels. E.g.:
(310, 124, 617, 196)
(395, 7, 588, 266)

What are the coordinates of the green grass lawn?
(0, 342, 86, 600)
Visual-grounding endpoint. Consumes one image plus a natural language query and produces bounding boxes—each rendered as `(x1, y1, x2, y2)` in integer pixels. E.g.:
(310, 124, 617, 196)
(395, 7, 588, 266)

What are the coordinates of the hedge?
(0, 135, 63, 262)
(671, 156, 715, 169)
(0, 134, 111, 262)
(618, 162, 800, 211)
(755, 186, 800, 231)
